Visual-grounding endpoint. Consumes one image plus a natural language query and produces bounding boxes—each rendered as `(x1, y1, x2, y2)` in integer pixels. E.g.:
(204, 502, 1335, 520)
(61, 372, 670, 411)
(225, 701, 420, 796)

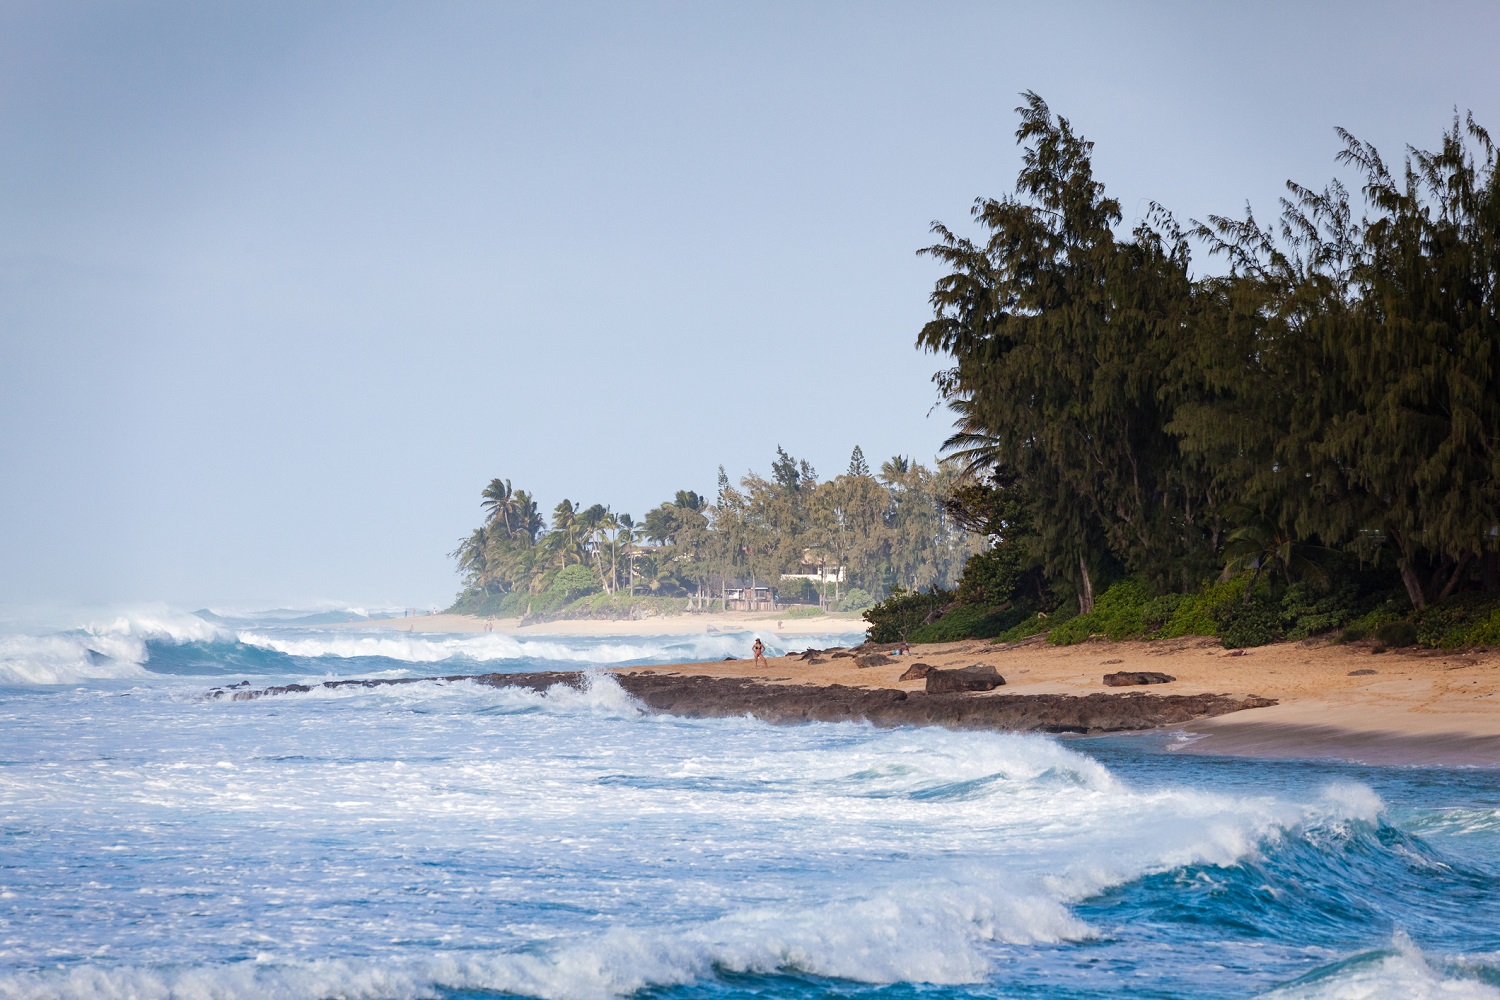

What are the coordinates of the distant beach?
(342, 610, 869, 637)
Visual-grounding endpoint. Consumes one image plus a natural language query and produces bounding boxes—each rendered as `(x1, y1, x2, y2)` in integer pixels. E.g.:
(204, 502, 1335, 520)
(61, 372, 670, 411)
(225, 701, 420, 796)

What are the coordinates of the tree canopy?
(921, 94, 1499, 612)
(449, 447, 981, 613)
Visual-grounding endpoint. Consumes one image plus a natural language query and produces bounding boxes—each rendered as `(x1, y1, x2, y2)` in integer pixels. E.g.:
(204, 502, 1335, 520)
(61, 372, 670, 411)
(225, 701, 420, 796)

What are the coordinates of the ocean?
(1, 610, 1497, 999)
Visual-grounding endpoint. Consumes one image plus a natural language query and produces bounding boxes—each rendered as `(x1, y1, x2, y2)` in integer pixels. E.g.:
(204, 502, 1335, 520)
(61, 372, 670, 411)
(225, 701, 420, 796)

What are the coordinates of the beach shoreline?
(618, 632, 1500, 767)
(255, 615, 1500, 765)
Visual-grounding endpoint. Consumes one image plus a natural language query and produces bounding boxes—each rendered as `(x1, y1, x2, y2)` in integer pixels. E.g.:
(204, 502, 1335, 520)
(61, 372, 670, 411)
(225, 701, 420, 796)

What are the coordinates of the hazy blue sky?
(2, 1, 1497, 610)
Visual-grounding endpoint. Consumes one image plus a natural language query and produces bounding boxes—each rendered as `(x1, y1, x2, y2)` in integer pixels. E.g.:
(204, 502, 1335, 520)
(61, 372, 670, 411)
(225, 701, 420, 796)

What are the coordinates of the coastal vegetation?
(448, 448, 981, 621)
(869, 94, 1500, 650)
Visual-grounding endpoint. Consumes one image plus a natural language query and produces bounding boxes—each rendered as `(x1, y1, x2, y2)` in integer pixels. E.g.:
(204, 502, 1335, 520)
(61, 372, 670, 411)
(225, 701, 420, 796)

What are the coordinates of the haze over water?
(2, 609, 1498, 999)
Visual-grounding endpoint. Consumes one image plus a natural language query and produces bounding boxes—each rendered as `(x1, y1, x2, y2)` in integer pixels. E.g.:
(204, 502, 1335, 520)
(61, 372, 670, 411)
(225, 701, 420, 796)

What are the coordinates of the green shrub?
(910, 604, 1033, 643)
(1280, 582, 1358, 639)
(780, 605, 826, 619)
(863, 588, 947, 642)
(1410, 593, 1500, 648)
(990, 596, 1077, 644)
(1344, 591, 1500, 649)
(955, 545, 1025, 606)
(447, 588, 530, 617)
(518, 565, 604, 613)
(1375, 621, 1418, 647)
(1213, 602, 1280, 648)
(1048, 579, 1161, 645)
(836, 588, 876, 613)
(1158, 578, 1242, 638)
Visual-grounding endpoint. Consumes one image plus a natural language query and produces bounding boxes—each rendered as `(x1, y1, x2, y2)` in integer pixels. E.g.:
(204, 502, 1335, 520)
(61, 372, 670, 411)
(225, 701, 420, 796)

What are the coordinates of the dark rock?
(854, 653, 894, 668)
(1348, 668, 1378, 676)
(898, 663, 934, 682)
(798, 649, 824, 660)
(1101, 659, 1124, 665)
(830, 651, 854, 659)
(1103, 671, 1176, 687)
(925, 664, 1004, 694)
(723, 656, 738, 661)
(804, 656, 826, 665)
(212, 670, 1276, 736)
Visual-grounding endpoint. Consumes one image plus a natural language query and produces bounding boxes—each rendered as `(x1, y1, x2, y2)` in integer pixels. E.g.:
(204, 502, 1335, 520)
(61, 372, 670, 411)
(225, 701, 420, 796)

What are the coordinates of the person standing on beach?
(752, 638, 766, 664)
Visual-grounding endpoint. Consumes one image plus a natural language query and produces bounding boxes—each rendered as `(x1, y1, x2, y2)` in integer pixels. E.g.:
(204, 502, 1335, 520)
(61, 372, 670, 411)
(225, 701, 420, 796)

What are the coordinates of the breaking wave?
(0, 610, 860, 685)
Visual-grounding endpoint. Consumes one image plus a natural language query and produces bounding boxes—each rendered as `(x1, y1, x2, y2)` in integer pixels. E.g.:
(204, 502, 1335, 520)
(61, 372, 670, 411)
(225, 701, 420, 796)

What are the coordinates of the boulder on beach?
(854, 653, 894, 668)
(898, 663, 934, 682)
(1103, 671, 1175, 687)
(925, 664, 1005, 694)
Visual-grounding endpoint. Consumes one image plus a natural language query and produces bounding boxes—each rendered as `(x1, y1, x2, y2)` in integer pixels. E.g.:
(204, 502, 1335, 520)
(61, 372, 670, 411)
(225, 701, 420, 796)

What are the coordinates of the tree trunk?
(1399, 561, 1427, 609)
(1077, 555, 1095, 615)
(1438, 553, 1472, 602)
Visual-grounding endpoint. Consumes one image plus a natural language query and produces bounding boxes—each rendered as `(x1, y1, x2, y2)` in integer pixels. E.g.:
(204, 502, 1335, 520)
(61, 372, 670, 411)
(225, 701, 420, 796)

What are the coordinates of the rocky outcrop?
(854, 653, 894, 668)
(925, 664, 1004, 694)
(1103, 671, 1176, 687)
(898, 663, 934, 682)
(207, 671, 1275, 735)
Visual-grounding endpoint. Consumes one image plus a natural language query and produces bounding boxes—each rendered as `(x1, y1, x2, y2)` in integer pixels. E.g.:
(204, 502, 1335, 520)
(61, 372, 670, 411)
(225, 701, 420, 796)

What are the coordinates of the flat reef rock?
(1103, 671, 1176, 687)
(925, 664, 1005, 694)
(207, 671, 1275, 735)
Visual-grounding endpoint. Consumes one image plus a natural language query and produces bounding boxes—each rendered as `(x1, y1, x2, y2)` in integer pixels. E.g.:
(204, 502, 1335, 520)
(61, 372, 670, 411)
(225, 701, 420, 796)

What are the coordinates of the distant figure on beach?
(752, 638, 766, 664)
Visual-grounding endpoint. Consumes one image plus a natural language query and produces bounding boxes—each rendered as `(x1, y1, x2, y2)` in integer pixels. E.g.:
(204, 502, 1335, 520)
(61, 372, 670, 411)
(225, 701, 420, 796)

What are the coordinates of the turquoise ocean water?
(1, 610, 1497, 999)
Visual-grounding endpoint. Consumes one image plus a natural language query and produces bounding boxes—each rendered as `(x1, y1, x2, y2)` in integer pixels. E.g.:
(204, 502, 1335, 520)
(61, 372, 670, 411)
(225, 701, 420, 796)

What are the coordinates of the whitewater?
(1, 610, 1498, 999)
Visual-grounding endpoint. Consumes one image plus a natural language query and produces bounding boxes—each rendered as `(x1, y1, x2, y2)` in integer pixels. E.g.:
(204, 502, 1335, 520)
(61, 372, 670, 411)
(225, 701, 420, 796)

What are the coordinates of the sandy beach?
(619, 633, 1500, 766)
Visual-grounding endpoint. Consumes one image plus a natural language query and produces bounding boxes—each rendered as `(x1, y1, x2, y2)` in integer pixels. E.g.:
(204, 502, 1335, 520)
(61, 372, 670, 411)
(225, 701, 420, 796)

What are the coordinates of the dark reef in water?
(204, 670, 1275, 735)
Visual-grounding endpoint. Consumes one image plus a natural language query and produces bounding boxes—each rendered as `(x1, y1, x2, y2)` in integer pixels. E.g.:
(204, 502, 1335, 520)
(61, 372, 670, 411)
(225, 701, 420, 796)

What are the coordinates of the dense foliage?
(448, 448, 983, 617)
(884, 94, 1500, 647)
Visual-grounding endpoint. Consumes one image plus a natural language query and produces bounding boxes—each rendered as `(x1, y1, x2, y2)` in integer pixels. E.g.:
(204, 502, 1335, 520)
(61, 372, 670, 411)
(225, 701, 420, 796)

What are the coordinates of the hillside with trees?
(866, 93, 1500, 651)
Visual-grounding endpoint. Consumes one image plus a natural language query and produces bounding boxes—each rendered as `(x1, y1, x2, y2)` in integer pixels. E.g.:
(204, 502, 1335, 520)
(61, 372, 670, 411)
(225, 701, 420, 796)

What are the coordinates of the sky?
(2, 1, 1497, 610)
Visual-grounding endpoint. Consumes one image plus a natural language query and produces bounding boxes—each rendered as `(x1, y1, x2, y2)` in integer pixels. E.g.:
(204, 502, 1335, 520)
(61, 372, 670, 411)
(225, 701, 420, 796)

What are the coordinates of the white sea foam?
(0, 683, 1401, 1000)
(302, 670, 650, 719)
(1259, 934, 1500, 999)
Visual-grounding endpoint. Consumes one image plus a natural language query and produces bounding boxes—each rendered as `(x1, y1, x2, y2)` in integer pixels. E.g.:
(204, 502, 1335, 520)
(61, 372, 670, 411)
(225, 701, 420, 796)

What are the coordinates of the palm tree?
(1220, 504, 1333, 601)
(481, 479, 517, 535)
(546, 500, 583, 570)
(618, 513, 637, 596)
(451, 527, 491, 589)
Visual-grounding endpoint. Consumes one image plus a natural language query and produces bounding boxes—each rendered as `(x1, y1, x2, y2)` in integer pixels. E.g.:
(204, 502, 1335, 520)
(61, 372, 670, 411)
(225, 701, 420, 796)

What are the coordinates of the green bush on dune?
(870, 569, 1500, 651)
